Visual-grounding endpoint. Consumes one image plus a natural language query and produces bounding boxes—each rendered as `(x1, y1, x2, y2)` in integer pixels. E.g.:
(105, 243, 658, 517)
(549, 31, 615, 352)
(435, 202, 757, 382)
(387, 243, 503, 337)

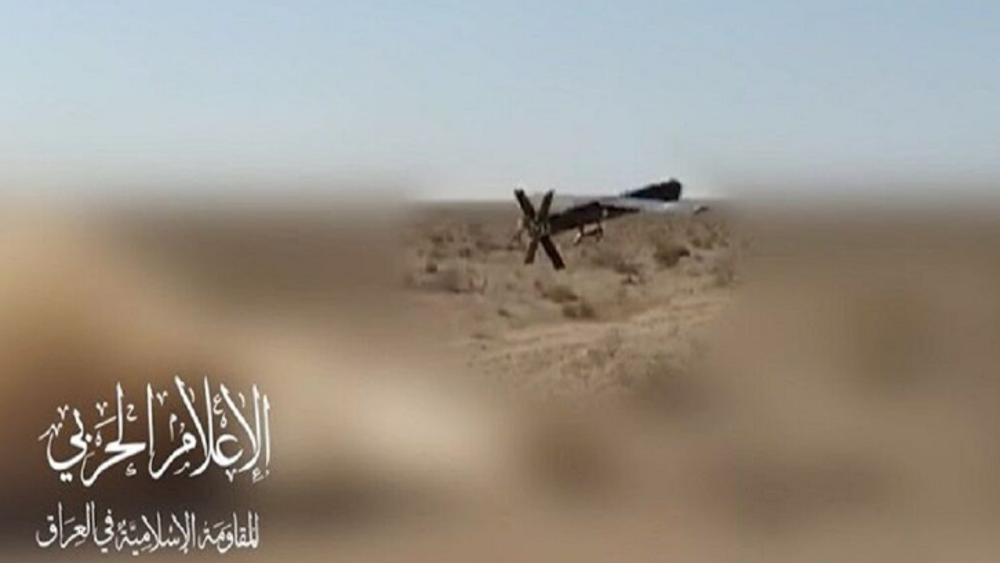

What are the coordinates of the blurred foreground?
(2, 193, 1000, 562)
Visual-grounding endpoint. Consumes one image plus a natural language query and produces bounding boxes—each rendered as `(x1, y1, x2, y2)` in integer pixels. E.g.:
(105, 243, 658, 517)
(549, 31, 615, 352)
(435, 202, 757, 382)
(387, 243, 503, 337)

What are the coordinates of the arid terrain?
(3, 199, 1000, 562)
(401, 201, 737, 403)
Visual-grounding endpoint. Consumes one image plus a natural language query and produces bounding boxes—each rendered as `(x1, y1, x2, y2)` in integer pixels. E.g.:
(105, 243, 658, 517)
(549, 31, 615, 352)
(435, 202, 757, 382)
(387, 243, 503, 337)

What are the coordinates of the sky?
(0, 0, 997, 200)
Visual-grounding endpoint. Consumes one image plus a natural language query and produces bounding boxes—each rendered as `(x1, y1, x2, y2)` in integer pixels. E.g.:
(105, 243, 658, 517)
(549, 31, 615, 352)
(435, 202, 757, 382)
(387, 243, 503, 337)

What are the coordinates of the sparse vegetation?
(539, 283, 579, 303)
(561, 299, 597, 320)
(474, 236, 503, 254)
(653, 240, 691, 268)
(428, 230, 450, 246)
(433, 267, 467, 293)
(590, 247, 641, 277)
(420, 266, 486, 294)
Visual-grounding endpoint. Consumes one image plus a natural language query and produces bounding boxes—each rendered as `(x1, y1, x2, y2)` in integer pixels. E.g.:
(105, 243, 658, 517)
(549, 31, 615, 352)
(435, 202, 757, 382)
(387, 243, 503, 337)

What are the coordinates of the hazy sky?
(1, 1, 997, 199)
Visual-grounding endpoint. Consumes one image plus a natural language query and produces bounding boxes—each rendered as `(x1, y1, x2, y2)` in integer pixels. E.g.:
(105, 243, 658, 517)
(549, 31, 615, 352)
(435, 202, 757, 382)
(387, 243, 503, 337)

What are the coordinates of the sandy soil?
(400, 202, 736, 400)
(4, 200, 1000, 562)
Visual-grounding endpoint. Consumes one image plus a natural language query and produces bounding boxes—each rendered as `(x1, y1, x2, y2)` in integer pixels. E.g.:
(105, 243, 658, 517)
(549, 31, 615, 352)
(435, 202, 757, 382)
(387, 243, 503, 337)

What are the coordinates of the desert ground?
(2, 198, 1000, 562)
(400, 201, 736, 402)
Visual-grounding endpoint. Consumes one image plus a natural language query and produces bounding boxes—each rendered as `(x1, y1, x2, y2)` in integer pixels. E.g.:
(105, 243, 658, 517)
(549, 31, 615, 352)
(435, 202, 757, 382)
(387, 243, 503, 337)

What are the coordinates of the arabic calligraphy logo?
(36, 376, 271, 555)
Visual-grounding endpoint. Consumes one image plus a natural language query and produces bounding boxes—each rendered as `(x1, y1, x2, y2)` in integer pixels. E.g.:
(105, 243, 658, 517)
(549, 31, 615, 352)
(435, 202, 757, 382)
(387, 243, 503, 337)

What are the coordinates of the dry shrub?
(621, 272, 643, 286)
(474, 237, 503, 254)
(466, 221, 503, 254)
(434, 268, 467, 293)
(422, 267, 484, 294)
(590, 247, 641, 276)
(653, 240, 691, 268)
(428, 230, 451, 246)
(694, 231, 720, 250)
(562, 299, 597, 320)
(686, 223, 713, 250)
(539, 283, 579, 304)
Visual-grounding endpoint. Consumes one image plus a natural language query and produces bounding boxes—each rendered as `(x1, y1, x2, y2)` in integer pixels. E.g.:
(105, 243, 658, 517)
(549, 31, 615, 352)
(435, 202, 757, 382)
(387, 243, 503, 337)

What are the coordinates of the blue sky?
(1, 1, 997, 199)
